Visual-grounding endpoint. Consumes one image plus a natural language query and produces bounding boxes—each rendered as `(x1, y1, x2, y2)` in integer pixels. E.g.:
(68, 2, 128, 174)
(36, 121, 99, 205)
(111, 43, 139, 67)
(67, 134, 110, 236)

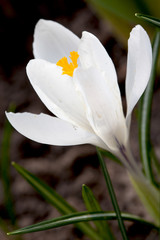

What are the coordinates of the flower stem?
(96, 148, 129, 240)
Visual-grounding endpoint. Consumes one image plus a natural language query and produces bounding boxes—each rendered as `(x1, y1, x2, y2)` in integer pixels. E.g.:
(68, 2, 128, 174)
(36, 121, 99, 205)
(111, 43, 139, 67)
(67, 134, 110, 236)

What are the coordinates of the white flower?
(6, 20, 152, 167)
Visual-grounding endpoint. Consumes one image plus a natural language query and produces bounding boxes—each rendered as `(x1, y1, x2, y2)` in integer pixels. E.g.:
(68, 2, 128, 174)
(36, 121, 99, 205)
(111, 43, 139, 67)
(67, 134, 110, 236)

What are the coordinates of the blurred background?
(0, 0, 160, 239)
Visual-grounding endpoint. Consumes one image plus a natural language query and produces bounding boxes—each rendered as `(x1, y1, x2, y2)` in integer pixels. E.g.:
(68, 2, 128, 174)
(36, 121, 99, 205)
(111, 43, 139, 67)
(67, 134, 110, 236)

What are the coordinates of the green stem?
(96, 148, 129, 240)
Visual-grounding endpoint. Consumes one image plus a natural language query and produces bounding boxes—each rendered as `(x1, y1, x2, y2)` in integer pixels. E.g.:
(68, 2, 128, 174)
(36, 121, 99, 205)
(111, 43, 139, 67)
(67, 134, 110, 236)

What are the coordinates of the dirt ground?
(0, 1, 160, 239)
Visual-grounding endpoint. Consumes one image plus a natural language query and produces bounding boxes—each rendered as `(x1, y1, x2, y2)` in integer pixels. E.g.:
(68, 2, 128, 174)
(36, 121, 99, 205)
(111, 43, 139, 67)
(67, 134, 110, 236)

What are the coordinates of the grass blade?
(12, 162, 104, 240)
(7, 211, 159, 235)
(96, 148, 129, 240)
(135, 13, 160, 27)
(82, 184, 115, 239)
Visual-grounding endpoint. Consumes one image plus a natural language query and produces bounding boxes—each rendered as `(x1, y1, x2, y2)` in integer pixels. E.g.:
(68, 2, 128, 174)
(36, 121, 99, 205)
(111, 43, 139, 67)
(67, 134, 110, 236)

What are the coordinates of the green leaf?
(135, 13, 160, 27)
(0, 104, 16, 225)
(138, 30, 160, 185)
(12, 162, 74, 213)
(82, 184, 115, 239)
(129, 174, 160, 225)
(7, 211, 159, 235)
(12, 162, 104, 240)
(96, 148, 129, 240)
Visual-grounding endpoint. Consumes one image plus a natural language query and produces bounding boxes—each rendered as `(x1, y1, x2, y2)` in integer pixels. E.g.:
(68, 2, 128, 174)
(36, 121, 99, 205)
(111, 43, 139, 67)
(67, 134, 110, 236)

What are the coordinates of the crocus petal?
(126, 25, 152, 127)
(6, 112, 102, 147)
(75, 67, 128, 152)
(26, 59, 90, 130)
(33, 19, 80, 63)
(78, 31, 118, 87)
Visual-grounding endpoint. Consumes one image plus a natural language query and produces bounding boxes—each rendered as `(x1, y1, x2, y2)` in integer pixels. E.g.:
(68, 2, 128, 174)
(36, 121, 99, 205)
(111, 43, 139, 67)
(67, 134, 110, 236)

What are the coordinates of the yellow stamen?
(56, 51, 79, 77)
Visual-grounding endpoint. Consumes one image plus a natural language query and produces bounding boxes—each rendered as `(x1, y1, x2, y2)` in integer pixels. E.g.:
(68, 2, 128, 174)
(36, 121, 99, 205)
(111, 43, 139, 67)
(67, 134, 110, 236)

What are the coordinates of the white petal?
(33, 19, 80, 63)
(6, 112, 101, 146)
(126, 25, 152, 127)
(78, 31, 121, 112)
(75, 67, 128, 152)
(78, 31, 118, 86)
(26, 59, 90, 129)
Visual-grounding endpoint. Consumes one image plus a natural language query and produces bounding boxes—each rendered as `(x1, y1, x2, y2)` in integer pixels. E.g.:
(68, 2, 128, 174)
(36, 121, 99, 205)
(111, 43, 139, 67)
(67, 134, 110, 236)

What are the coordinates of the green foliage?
(129, 175, 160, 226)
(7, 211, 158, 235)
(12, 162, 105, 240)
(96, 148, 129, 240)
(136, 13, 160, 27)
(82, 184, 115, 239)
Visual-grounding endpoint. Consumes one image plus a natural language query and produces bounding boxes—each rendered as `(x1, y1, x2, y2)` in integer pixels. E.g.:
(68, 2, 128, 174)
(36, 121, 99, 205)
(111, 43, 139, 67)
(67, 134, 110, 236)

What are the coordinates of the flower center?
(56, 51, 79, 77)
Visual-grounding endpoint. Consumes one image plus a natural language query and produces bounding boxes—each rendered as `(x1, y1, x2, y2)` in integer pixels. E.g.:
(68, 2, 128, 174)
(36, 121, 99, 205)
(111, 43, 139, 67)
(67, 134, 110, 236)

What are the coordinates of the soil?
(0, 1, 160, 240)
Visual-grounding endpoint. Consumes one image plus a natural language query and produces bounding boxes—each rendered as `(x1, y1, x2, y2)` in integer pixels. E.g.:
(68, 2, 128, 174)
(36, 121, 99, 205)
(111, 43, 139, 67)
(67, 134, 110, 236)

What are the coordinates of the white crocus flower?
(7, 21, 160, 225)
(6, 20, 152, 173)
